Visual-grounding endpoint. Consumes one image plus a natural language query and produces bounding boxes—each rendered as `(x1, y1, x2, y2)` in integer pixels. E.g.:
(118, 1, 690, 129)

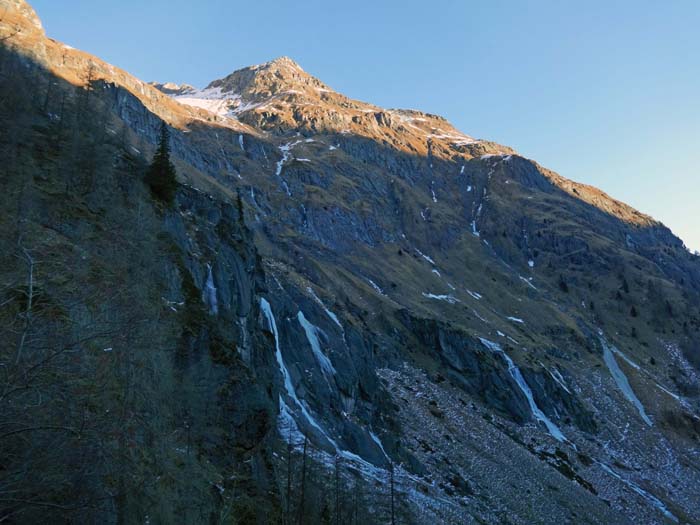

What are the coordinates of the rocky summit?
(1, 1, 699, 524)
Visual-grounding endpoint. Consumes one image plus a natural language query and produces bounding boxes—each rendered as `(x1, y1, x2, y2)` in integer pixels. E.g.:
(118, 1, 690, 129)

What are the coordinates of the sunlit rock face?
(0, 0, 44, 34)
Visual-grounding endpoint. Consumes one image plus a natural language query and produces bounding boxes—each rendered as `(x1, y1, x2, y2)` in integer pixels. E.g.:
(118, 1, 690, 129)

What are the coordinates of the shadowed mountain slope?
(1, 2, 699, 523)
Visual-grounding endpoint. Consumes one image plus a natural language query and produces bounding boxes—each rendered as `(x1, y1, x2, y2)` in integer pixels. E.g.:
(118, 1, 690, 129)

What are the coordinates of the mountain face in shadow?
(1, 2, 699, 524)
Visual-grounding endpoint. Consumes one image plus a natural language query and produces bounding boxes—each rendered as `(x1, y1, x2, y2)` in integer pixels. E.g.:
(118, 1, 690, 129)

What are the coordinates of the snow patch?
(367, 279, 385, 296)
(261, 298, 337, 449)
(422, 293, 460, 304)
(275, 140, 304, 195)
(471, 220, 480, 237)
(546, 366, 572, 394)
(480, 338, 566, 442)
(203, 264, 218, 315)
(472, 309, 489, 324)
(369, 431, 390, 460)
(297, 311, 336, 377)
(598, 462, 677, 522)
(599, 336, 653, 426)
(415, 249, 436, 265)
(306, 287, 343, 330)
(519, 276, 538, 290)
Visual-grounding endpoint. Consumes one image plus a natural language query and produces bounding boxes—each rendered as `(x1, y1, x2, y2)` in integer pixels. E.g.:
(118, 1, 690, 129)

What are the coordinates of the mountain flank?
(1, 1, 699, 524)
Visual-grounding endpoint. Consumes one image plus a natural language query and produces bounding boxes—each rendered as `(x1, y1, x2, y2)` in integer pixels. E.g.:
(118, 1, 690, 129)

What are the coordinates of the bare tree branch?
(13, 238, 34, 366)
(0, 425, 81, 440)
(0, 498, 87, 511)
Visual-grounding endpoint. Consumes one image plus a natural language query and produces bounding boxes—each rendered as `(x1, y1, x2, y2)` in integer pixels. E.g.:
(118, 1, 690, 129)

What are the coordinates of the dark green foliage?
(620, 276, 630, 294)
(558, 274, 569, 293)
(145, 121, 178, 204)
(0, 49, 280, 524)
(236, 189, 246, 226)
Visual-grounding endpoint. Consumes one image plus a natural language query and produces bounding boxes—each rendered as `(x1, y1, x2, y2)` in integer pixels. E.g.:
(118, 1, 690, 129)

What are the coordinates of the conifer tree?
(145, 121, 177, 204)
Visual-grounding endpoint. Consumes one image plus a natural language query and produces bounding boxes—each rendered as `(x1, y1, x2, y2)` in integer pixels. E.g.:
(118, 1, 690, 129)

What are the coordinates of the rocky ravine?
(1, 1, 699, 524)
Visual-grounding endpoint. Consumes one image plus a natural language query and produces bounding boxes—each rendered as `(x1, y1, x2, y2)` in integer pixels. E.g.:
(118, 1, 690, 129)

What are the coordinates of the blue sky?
(33, 0, 699, 251)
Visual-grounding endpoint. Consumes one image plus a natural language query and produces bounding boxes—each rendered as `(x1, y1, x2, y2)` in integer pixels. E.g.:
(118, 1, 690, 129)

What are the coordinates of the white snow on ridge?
(172, 86, 269, 119)
(480, 153, 513, 161)
(174, 87, 233, 117)
(179, 97, 232, 116)
(430, 131, 477, 145)
(506, 316, 524, 324)
(467, 290, 482, 300)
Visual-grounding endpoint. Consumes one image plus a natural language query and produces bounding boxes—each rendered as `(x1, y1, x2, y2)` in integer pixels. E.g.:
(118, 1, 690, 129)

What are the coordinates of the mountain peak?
(262, 56, 304, 71)
(206, 56, 332, 100)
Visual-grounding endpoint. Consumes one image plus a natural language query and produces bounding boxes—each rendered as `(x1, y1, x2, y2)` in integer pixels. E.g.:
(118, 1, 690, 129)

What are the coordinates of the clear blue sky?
(32, 0, 700, 251)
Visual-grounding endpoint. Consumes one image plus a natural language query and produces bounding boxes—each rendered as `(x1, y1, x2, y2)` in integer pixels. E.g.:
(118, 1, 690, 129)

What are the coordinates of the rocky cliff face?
(1, 2, 700, 524)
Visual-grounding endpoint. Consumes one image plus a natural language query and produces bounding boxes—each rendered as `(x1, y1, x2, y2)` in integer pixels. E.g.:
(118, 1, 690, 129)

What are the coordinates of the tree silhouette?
(145, 121, 177, 204)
